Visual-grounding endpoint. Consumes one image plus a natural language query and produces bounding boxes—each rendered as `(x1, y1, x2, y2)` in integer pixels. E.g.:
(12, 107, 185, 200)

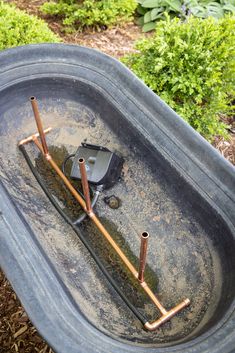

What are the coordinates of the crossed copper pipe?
(18, 97, 190, 331)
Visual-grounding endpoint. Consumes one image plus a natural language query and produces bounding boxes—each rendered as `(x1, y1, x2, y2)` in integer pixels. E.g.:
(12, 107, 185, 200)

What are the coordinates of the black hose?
(61, 153, 75, 175)
(73, 189, 100, 225)
(19, 144, 147, 325)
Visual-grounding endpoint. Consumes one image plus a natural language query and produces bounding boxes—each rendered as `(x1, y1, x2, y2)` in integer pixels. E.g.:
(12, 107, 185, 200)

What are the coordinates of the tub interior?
(0, 77, 234, 347)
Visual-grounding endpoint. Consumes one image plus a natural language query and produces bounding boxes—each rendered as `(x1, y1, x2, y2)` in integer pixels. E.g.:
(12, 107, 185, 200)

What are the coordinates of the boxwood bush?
(0, 1, 60, 50)
(41, 0, 137, 31)
(122, 15, 235, 141)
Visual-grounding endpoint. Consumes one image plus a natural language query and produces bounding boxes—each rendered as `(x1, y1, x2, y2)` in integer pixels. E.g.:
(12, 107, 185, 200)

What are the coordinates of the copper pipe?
(33, 137, 87, 211)
(140, 281, 167, 315)
(33, 136, 139, 277)
(24, 132, 190, 331)
(18, 127, 52, 146)
(33, 136, 190, 331)
(78, 158, 92, 214)
(30, 96, 49, 155)
(138, 232, 149, 283)
(144, 298, 190, 331)
(137, 233, 168, 314)
(89, 213, 139, 277)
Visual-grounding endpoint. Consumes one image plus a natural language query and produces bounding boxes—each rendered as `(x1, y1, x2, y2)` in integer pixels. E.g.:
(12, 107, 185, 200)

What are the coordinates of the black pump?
(70, 142, 124, 189)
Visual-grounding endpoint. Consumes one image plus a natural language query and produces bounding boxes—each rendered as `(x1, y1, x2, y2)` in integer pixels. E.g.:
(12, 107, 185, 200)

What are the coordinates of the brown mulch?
(1, 1, 235, 352)
(213, 116, 235, 165)
(0, 271, 54, 353)
(7, 0, 143, 58)
(214, 134, 235, 165)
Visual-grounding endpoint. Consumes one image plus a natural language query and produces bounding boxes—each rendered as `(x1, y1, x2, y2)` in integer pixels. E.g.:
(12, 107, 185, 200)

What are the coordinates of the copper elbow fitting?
(144, 298, 190, 331)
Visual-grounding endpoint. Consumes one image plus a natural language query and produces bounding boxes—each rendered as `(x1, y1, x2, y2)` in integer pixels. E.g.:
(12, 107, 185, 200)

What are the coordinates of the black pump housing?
(70, 142, 124, 189)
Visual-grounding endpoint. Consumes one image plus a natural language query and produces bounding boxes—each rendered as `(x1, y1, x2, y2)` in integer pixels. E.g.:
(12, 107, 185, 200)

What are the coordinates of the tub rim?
(0, 43, 234, 353)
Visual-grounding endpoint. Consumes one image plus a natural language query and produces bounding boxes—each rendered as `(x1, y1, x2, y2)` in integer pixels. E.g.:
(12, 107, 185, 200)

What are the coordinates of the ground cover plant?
(122, 15, 235, 140)
(137, 0, 235, 31)
(41, 0, 137, 31)
(0, 1, 60, 50)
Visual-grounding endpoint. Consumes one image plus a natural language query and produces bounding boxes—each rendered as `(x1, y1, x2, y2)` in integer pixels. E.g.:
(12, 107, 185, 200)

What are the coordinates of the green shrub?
(136, 0, 235, 32)
(0, 1, 60, 50)
(41, 0, 137, 31)
(122, 16, 235, 141)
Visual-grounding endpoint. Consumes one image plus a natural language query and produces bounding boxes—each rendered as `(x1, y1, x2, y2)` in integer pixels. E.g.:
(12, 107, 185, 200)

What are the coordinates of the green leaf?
(144, 10, 152, 22)
(151, 7, 165, 19)
(137, 4, 148, 14)
(135, 16, 145, 25)
(165, 0, 182, 12)
(184, 0, 198, 7)
(223, 3, 235, 11)
(190, 5, 207, 17)
(199, 0, 213, 4)
(206, 2, 224, 18)
(142, 21, 157, 31)
(224, 0, 235, 6)
(142, 0, 161, 8)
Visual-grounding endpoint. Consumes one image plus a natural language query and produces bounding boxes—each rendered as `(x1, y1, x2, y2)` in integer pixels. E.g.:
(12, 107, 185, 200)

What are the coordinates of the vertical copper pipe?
(30, 96, 49, 155)
(33, 137, 87, 209)
(138, 232, 149, 283)
(78, 158, 92, 214)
